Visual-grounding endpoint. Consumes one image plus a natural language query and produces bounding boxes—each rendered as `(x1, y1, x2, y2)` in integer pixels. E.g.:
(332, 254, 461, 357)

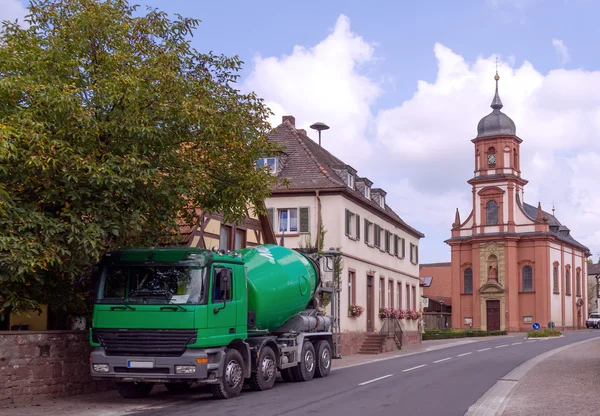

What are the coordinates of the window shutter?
(401, 238, 405, 258)
(356, 214, 360, 240)
(267, 208, 274, 231)
(416, 245, 419, 263)
(394, 235, 398, 256)
(299, 207, 310, 233)
(345, 209, 350, 235)
(364, 218, 369, 244)
(410, 243, 414, 262)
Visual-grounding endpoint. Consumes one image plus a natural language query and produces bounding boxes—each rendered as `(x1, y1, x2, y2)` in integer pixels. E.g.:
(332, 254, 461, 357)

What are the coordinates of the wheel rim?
(321, 347, 331, 370)
(261, 356, 276, 381)
(304, 349, 315, 373)
(225, 359, 243, 388)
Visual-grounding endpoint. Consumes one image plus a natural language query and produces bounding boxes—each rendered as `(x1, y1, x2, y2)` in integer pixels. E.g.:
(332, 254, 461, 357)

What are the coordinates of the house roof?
(420, 262, 452, 268)
(588, 263, 600, 275)
(268, 118, 424, 238)
(420, 276, 433, 287)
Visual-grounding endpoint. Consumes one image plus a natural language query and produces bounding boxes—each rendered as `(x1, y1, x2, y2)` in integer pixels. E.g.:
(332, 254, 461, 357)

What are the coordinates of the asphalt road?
(132, 331, 600, 416)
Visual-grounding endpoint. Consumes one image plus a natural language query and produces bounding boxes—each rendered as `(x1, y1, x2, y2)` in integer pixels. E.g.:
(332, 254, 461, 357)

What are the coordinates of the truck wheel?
(249, 346, 277, 391)
(165, 382, 193, 393)
(314, 340, 332, 378)
(291, 341, 316, 382)
(211, 348, 245, 399)
(115, 382, 154, 399)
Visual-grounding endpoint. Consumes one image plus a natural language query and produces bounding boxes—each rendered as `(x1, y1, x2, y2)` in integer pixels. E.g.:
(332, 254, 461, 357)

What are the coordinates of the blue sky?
(4, 0, 600, 263)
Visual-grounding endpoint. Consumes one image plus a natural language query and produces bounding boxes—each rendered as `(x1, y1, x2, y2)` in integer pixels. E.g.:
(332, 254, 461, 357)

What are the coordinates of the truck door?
(207, 264, 238, 345)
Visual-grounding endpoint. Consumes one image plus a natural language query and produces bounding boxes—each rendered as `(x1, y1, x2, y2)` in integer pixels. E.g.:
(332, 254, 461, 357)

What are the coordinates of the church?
(445, 72, 590, 332)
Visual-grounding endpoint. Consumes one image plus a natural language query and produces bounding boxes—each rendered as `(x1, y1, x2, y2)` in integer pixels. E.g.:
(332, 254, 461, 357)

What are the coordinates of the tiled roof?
(420, 276, 433, 287)
(268, 119, 424, 238)
(588, 263, 600, 275)
(420, 262, 451, 268)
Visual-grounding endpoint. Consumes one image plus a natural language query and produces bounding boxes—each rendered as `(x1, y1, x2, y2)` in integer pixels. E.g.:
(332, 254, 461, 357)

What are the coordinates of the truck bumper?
(90, 347, 219, 383)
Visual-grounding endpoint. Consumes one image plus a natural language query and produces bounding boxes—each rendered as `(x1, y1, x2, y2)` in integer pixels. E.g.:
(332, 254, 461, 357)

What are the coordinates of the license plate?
(127, 361, 154, 369)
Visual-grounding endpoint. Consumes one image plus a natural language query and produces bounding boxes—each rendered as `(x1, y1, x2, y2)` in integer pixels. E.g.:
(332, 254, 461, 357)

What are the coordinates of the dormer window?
(347, 173, 354, 189)
(257, 157, 277, 174)
(379, 197, 385, 209)
(364, 187, 370, 199)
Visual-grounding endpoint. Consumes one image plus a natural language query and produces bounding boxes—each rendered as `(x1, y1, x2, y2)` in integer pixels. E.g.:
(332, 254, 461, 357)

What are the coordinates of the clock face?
(488, 154, 496, 164)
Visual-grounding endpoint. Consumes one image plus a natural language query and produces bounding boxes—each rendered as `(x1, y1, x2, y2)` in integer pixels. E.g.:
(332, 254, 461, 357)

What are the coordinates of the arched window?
(522, 266, 533, 292)
(486, 200, 498, 225)
(464, 268, 473, 294)
(487, 147, 497, 168)
(513, 148, 518, 170)
(565, 268, 571, 295)
(553, 266, 559, 293)
(576, 269, 581, 297)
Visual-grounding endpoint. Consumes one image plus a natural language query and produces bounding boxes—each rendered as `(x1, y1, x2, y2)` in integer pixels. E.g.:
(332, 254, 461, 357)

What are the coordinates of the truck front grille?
(91, 329, 197, 357)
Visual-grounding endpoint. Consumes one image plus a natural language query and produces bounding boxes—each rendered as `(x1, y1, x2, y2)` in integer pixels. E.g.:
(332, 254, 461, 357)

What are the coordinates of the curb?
(463, 335, 600, 416)
(332, 335, 521, 371)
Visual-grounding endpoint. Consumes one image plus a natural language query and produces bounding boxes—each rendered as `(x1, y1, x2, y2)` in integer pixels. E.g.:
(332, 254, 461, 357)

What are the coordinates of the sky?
(4, 0, 600, 263)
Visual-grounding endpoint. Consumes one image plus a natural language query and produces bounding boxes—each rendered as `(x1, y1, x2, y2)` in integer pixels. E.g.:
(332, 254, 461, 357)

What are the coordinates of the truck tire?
(165, 382, 193, 393)
(314, 340, 332, 378)
(249, 346, 277, 391)
(211, 348, 245, 399)
(280, 368, 294, 382)
(115, 382, 154, 399)
(291, 341, 316, 382)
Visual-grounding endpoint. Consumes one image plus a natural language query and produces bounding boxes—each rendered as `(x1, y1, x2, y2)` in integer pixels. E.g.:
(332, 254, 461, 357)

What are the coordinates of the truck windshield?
(96, 265, 207, 305)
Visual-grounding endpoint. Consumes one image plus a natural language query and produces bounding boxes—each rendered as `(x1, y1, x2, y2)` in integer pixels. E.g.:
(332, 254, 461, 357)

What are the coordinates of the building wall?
(419, 264, 452, 303)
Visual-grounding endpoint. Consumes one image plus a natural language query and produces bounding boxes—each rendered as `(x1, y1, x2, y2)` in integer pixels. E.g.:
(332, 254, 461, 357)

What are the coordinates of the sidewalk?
(500, 337, 600, 416)
(0, 335, 520, 416)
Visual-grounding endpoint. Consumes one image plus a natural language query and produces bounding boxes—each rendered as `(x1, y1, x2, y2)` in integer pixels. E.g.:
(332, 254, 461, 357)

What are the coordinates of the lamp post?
(439, 300, 444, 330)
(322, 247, 342, 358)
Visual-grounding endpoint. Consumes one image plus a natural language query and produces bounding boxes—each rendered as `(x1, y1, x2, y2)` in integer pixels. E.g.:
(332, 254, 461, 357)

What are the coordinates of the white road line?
(402, 364, 426, 372)
(457, 352, 472, 357)
(358, 374, 394, 386)
(526, 340, 536, 343)
(433, 357, 452, 363)
(478, 348, 491, 352)
(495, 344, 509, 348)
(512, 342, 522, 345)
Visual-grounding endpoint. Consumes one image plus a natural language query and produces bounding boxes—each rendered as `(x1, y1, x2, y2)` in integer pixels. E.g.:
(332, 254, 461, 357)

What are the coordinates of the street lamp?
(439, 300, 444, 330)
(322, 247, 342, 358)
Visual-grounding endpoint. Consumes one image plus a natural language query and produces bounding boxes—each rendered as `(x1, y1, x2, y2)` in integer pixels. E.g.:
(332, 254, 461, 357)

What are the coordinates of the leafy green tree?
(0, 0, 281, 319)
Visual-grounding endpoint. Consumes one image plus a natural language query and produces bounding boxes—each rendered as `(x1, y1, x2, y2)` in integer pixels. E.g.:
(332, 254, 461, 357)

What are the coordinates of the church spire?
(536, 202, 543, 221)
(453, 208, 461, 228)
(491, 58, 503, 110)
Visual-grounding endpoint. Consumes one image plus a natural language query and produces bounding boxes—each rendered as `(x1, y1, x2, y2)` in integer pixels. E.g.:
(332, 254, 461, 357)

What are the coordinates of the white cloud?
(0, 0, 29, 28)
(552, 38, 570, 65)
(245, 14, 600, 262)
(243, 15, 381, 168)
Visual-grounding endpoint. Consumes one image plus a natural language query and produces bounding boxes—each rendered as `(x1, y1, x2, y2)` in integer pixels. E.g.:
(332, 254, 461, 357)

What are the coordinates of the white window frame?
(257, 157, 277, 174)
(278, 208, 298, 233)
(364, 186, 370, 199)
(379, 196, 385, 209)
(347, 173, 354, 189)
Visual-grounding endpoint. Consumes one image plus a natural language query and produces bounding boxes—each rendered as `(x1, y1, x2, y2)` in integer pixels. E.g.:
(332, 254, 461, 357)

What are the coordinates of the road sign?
(548, 321, 555, 329)
(532, 322, 541, 331)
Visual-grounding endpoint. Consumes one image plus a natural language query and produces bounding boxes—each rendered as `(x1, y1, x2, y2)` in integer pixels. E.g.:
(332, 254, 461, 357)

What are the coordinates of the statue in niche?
(488, 261, 498, 281)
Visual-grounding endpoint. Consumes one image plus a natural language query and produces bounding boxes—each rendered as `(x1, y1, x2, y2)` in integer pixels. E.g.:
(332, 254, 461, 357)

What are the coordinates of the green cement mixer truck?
(89, 244, 334, 399)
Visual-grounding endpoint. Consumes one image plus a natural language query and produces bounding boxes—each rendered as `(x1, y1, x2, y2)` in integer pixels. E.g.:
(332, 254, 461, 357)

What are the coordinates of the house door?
(367, 275, 374, 332)
(486, 300, 500, 331)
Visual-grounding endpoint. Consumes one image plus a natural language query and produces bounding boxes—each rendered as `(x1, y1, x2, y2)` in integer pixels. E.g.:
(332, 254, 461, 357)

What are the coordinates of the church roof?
(476, 73, 516, 138)
(267, 117, 424, 238)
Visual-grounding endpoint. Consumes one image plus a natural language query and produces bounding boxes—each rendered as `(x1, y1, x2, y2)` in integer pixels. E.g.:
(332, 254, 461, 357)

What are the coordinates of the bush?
(527, 329, 562, 338)
(422, 329, 507, 340)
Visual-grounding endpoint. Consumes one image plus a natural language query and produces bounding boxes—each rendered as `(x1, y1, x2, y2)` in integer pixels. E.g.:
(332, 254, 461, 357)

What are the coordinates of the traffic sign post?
(532, 322, 541, 331)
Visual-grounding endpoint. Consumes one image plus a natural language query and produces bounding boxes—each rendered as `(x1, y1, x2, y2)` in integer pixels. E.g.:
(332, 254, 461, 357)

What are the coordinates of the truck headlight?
(175, 365, 196, 374)
(93, 364, 110, 373)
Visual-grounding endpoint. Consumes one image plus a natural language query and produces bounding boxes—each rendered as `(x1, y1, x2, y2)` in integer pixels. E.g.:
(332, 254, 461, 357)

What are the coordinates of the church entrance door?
(486, 300, 501, 331)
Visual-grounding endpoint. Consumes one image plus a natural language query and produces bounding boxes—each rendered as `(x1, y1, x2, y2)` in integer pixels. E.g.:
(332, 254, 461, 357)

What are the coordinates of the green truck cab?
(89, 244, 333, 399)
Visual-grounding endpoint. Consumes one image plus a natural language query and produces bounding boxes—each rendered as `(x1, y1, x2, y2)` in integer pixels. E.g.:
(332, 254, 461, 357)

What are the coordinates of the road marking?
(433, 357, 452, 363)
(495, 344, 508, 348)
(478, 348, 491, 352)
(526, 340, 536, 343)
(512, 342, 522, 345)
(358, 374, 394, 386)
(402, 365, 426, 372)
(457, 352, 472, 357)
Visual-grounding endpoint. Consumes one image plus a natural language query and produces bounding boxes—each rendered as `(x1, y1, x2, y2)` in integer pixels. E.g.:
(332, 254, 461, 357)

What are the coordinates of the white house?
(262, 115, 424, 355)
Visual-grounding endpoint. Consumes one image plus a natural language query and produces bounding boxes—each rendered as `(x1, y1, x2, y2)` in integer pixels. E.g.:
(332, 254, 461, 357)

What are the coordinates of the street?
(128, 331, 599, 416)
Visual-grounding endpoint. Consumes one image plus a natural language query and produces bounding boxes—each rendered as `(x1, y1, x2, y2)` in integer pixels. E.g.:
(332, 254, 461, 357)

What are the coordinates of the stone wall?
(0, 331, 114, 405)
(340, 329, 421, 356)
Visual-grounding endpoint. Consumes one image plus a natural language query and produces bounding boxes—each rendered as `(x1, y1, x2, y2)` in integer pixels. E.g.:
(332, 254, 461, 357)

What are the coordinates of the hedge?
(527, 329, 562, 338)
(422, 329, 507, 340)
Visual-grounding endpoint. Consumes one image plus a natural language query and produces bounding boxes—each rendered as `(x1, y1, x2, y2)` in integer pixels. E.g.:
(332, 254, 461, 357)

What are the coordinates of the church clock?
(488, 154, 496, 165)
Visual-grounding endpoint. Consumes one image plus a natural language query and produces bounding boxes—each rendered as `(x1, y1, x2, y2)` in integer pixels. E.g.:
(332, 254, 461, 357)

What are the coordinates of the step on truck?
(89, 244, 334, 399)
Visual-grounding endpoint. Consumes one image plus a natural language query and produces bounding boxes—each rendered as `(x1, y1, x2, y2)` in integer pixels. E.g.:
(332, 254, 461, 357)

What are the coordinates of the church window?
(576, 269, 581, 297)
(464, 268, 473, 294)
(486, 200, 498, 225)
(565, 268, 571, 295)
(513, 148, 518, 170)
(487, 147, 496, 168)
(522, 266, 533, 292)
(553, 266, 559, 293)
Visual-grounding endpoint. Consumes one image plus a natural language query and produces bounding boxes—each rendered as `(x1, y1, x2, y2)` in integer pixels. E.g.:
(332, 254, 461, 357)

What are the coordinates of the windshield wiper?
(160, 302, 187, 312)
(110, 304, 136, 311)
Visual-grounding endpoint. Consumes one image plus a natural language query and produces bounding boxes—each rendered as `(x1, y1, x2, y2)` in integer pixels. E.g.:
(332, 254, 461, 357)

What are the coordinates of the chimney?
(297, 129, 307, 135)
(282, 115, 295, 127)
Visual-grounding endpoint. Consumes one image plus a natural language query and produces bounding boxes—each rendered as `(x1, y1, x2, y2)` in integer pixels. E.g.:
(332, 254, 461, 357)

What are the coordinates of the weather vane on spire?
(552, 200, 556, 216)
(495, 57, 499, 81)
